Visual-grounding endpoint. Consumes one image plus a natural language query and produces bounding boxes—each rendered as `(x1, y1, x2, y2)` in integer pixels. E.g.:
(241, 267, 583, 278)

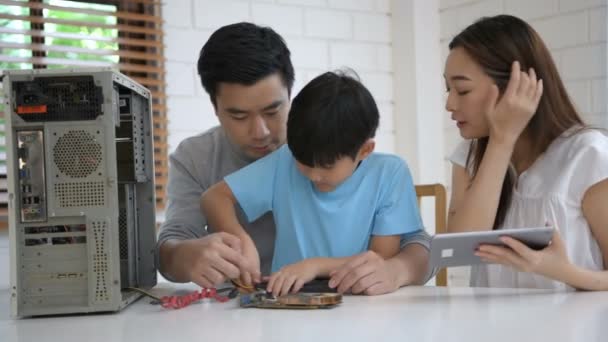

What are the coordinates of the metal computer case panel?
(4, 68, 157, 317)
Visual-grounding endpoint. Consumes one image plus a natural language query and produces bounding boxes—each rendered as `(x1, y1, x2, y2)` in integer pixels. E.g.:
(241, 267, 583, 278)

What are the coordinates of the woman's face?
(444, 47, 497, 139)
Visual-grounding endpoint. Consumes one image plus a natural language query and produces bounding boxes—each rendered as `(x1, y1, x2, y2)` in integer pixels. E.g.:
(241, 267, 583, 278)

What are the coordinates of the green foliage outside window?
(0, 0, 118, 71)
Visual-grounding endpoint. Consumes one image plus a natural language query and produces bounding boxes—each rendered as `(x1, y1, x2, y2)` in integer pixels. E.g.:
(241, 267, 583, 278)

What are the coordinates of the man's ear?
(357, 139, 375, 160)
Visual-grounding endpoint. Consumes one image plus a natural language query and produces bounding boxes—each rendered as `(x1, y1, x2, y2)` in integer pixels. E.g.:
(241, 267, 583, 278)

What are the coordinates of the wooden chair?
(415, 184, 447, 286)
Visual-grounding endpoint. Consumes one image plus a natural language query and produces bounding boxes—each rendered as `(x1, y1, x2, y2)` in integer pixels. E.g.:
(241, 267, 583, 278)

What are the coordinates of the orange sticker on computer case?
(17, 105, 47, 114)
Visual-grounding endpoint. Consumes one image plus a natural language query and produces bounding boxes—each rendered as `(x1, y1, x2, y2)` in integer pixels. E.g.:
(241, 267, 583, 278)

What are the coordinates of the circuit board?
(239, 291, 342, 309)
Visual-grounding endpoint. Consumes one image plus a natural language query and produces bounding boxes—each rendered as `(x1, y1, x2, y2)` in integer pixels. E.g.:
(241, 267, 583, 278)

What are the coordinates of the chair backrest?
(415, 184, 447, 286)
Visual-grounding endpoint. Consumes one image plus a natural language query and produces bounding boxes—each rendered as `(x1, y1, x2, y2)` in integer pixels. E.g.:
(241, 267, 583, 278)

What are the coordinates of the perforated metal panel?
(92, 220, 109, 303)
(14, 76, 103, 122)
(53, 130, 102, 178)
(54, 182, 105, 207)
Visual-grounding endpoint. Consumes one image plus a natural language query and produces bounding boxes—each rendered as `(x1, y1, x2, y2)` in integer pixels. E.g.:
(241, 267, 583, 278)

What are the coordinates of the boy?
(201, 71, 423, 296)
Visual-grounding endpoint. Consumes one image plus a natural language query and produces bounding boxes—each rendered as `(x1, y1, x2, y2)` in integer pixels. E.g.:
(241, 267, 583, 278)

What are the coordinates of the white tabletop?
(1, 282, 607, 342)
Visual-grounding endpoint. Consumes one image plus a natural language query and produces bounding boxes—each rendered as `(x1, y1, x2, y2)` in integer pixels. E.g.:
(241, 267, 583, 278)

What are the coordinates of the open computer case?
(3, 68, 157, 317)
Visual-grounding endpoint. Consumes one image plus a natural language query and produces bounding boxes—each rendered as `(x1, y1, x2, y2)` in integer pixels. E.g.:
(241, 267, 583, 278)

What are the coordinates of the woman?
(444, 15, 608, 290)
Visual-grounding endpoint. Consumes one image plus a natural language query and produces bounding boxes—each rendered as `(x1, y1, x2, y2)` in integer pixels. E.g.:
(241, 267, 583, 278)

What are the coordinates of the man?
(157, 22, 432, 295)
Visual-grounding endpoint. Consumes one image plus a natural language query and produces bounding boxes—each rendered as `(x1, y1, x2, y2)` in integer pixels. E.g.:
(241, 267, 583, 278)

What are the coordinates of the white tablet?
(430, 226, 555, 268)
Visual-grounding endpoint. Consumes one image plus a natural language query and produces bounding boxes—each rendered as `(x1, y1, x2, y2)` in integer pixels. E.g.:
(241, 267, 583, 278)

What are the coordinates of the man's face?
(214, 73, 290, 160)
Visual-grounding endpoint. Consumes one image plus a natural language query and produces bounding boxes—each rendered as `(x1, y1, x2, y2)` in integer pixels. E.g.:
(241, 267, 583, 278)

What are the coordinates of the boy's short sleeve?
(224, 148, 282, 222)
(372, 159, 423, 236)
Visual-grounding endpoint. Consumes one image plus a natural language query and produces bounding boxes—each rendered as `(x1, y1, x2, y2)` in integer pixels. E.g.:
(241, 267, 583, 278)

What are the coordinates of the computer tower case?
(3, 68, 157, 317)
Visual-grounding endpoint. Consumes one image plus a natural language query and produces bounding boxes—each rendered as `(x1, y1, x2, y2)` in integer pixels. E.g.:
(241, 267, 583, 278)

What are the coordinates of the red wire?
(160, 288, 230, 309)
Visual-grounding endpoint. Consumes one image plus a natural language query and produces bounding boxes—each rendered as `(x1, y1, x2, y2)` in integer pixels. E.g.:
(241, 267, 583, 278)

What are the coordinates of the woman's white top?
(449, 129, 608, 290)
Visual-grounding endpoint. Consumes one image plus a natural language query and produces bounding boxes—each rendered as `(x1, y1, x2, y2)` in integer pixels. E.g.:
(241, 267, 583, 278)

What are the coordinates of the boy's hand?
(266, 260, 319, 297)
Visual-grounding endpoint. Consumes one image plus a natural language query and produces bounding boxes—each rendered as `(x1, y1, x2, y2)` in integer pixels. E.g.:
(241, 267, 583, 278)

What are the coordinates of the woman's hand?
(485, 61, 544, 145)
(475, 230, 569, 280)
(266, 260, 319, 296)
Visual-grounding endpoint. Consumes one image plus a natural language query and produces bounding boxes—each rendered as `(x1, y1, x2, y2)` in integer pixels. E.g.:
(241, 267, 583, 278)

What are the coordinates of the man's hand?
(238, 235, 262, 286)
(266, 259, 319, 296)
(328, 251, 401, 295)
(161, 232, 254, 288)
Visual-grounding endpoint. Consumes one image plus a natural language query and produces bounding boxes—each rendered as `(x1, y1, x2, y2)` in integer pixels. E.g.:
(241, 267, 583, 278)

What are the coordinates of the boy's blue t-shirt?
(224, 145, 423, 272)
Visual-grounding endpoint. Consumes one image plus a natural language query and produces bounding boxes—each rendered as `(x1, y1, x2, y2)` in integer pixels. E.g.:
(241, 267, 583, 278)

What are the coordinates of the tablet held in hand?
(430, 226, 555, 268)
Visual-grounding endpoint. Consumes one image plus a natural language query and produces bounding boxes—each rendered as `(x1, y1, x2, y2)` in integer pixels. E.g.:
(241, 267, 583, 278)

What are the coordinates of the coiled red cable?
(160, 288, 230, 309)
(126, 286, 233, 310)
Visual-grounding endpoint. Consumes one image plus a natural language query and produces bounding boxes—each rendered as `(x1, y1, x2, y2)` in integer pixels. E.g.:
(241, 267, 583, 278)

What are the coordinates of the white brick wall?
(162, 0, 396, 154)
(590, 7, 607, 42)
(565, 80, 593, 114)
(593, 79, 607, 113)
(504, 0, 559, 20)
(164, 62, 196, 97)
(533, 11, 589, 49)
(162, 0, 193, 28)
(328, 0, 376, 11)
(252, 4, 305, 36)
(559, 0, 606, 12)
(164, 27, 212, 63)
(560, 44, 606, 80)
(439, 0, 607, 286)
(193, 1, 251, 29)
(304, 9, 352, 39)
(353, 13, 391, 42)
(289, 39, 329, 69)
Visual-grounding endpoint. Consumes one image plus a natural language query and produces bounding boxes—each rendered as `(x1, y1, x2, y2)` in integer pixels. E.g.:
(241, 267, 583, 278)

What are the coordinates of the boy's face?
(295, 140, 375, 192)
(215, 73, 290, 160)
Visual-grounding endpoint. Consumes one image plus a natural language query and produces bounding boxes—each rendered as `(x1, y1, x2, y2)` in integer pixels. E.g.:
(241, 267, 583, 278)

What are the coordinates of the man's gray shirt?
(156, 126, 432, 280)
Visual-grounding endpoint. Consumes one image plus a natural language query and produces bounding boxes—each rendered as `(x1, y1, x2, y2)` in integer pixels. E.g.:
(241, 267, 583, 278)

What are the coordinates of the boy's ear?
(358, 139, 375, 160)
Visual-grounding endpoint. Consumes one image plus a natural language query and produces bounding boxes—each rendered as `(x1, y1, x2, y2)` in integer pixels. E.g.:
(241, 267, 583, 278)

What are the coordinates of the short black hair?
(287, 70, 379, 167)
(197, 22, 295, 106)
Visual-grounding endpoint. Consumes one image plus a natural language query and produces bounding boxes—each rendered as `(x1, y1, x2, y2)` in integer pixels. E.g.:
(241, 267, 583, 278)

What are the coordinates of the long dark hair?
(449, 15, 585, 229)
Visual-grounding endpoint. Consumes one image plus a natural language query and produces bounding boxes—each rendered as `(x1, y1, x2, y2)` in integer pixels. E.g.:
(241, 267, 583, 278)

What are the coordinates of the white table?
(1, 282, 607, 342)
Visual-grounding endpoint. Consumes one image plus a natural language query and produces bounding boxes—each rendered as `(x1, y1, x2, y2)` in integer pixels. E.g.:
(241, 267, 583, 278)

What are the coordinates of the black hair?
(287, 70, 379, 167)
(197, 22, 295, 106)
